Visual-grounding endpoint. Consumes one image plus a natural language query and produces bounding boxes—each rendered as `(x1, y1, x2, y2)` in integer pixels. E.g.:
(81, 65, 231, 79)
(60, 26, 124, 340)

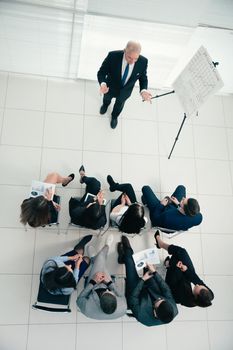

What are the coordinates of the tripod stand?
(168, 112, 187, 159)
(148, 89, 187, 159)
(147, 61, 220, 159)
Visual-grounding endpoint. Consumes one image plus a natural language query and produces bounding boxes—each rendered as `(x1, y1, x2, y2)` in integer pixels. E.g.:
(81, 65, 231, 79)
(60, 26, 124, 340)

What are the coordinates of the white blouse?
(110, 206, 148, 226)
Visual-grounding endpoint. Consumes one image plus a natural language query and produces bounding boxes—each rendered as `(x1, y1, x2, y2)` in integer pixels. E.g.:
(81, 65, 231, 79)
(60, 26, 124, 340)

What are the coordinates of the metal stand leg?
(144, 89, 188, 159)
(143, 90, 175, 101)
(151, 90, 175, 100)
(168, 113, 187, 159)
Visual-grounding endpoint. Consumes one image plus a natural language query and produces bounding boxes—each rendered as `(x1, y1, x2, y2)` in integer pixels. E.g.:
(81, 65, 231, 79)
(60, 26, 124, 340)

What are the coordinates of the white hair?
(125, 41, 141, 54)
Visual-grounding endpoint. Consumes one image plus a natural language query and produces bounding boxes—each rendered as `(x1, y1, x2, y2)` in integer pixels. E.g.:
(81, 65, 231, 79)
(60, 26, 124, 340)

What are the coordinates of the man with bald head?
(97, 41, 151, 129)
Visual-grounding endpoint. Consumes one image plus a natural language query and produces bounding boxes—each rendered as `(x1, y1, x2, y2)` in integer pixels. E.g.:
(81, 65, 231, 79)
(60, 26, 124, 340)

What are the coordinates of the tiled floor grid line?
(0, 71, 232, 350)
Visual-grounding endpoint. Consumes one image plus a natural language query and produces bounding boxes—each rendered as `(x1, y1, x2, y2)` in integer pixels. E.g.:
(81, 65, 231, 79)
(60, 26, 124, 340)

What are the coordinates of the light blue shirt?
(41, 256, 79, 295)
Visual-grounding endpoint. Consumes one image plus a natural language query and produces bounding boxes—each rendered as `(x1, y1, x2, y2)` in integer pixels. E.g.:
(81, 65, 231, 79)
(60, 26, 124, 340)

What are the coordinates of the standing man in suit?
(97, 41, 152, 129)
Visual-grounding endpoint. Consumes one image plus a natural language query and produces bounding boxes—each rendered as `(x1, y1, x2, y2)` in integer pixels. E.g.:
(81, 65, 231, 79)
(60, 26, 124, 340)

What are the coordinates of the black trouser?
(103, 92, 127, 118)
(123, 247, 140, 301)
(167, 244, 195, 270)
(111, 183, 137, 208)
(80, 176, 101, 202)
(124, 248, 155, 303)
(165, 244, 195, 286)
(141, 185, 186, 226)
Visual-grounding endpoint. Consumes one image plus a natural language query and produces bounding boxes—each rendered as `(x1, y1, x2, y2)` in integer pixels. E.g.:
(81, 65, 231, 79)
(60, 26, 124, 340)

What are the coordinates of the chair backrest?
(110, 199, 118, 227)
(99, 199, 111, 234)
(40, 194, 61, 233)
(154, 226, 185, 238)
(32, 277, 71, 313)
(48, 194, 61, 225)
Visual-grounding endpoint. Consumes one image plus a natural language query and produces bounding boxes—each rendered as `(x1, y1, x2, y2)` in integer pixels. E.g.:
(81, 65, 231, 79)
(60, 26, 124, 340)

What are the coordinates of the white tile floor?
(0, 72, 232, 350)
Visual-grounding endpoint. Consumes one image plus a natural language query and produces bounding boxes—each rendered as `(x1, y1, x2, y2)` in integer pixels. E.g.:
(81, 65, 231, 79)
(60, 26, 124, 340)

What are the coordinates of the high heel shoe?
(154, 230, 161, 249)
(79, 165, 85, 184)
(164, 256, 171, 268)
(107, 175, 117, 192)
(62, 173, 75, 187)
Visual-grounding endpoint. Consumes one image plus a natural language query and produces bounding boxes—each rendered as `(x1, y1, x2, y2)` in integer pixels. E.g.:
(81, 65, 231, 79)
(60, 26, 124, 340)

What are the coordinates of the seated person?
(117, 236, 178, 326)
(69, 166, 106, 229)
(142, 184, 202, 231)
(77, 234, 127, 320)
(155, 231, 214, 307)
(107, 175, 147, 234)
(41, 235, 92, 295)
(20, 172, 75, 228)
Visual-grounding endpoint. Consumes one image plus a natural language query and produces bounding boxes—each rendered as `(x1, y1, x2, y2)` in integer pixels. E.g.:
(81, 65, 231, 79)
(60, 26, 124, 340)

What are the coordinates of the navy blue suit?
(97, 50, 148, 117)
(142, 185, 203, 231)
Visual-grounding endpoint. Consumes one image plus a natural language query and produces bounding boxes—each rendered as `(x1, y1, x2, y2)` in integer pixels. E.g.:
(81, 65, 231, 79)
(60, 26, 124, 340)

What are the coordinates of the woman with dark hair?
(20, 172, 75, 228)
(69, 166, 107, 230)
(41, 235, 92, 295)
(107, 175, 147, 234)
(154, 231, 214, 308)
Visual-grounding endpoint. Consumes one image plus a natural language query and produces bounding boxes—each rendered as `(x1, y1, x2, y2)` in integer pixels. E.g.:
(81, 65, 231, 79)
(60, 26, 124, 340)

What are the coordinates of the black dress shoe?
(79, 165, 85, 184)
(107, 175, 117, 192)
(121, 235, 132, 249)
(154, 230, 161, 249)
(164, 256, 171, 268)
(100, 104, 108, 115)
(110, 117, 118, 129)
(117, 242, 125, 264)
(74, 235, 93, 252)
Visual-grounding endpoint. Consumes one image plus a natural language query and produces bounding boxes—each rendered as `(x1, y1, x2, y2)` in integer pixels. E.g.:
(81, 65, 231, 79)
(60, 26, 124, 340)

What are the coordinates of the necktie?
(121, 63, 129, 86)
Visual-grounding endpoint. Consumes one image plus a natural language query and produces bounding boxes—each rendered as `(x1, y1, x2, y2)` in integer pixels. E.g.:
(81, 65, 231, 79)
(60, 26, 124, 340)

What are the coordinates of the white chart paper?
(173, 46, 224, 117)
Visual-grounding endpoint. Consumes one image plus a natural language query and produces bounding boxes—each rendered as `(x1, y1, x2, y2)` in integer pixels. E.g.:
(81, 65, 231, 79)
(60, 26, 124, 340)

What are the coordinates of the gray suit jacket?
(77, 282, 127, 320)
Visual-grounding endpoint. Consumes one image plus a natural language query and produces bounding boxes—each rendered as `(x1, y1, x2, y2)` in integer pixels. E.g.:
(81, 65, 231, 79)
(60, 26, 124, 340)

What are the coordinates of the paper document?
(30, 180, 55, 200)
(133, 247, 160, 271)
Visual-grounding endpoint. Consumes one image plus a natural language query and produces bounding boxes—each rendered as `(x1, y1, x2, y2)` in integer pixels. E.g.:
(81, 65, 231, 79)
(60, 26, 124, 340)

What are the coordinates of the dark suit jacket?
(69, 197, 106, 230)
(166, 245, 214, 307)
(128, 273, 178, 327)
(150, 202, 203, 231)
(97, 50, 148, 100)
